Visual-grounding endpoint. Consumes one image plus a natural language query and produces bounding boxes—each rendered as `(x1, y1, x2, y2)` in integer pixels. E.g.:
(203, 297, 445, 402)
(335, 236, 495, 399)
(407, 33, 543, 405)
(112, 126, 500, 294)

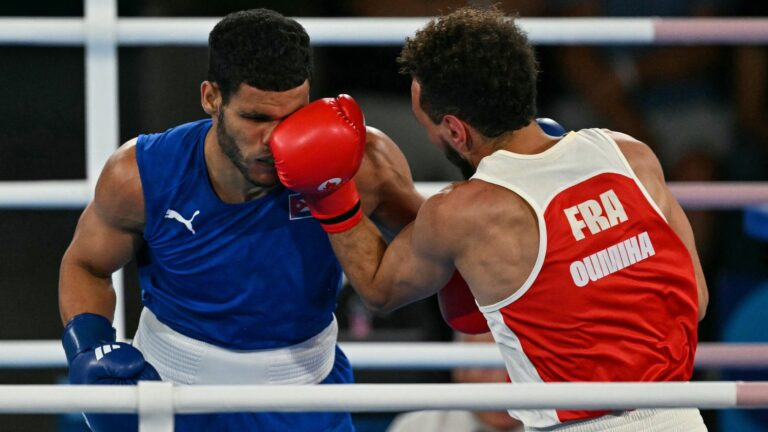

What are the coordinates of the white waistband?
(524, 409, 707, 432)
(132, 308, 338, 385)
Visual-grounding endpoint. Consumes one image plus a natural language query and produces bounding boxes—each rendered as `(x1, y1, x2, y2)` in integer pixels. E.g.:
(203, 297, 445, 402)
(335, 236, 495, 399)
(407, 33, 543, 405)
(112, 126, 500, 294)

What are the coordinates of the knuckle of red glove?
(270, 94, 366, 195)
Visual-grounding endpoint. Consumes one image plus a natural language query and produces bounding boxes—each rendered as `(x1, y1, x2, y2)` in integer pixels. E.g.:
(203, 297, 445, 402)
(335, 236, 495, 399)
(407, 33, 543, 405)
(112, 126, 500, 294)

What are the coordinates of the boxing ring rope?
(1, 381, 767, 413)
(0, 381, 766, 432)
(1, 341, 767, 370)
(417, 182, 768, 210)
(2, 17, 768, 46)
(1, 181, 767, 210)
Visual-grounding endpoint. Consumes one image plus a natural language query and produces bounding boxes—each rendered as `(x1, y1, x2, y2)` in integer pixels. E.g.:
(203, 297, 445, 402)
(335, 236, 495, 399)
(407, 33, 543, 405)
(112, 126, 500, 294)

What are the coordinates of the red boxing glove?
(271, 94, 366, 233)
(438, 271, 490, 334)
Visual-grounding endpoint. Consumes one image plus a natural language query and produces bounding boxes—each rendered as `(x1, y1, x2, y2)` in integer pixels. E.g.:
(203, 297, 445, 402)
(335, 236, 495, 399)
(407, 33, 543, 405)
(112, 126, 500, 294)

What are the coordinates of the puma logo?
(165, 209, 200, 234)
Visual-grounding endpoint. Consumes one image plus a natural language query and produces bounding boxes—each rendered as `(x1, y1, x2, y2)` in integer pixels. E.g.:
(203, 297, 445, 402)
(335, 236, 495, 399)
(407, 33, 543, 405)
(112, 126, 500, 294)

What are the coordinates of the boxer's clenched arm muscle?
(59, 139, 144, 324)
(329, 189, 457, 314)
(608, 131, 708, 321)
(356, 127, 424, 238)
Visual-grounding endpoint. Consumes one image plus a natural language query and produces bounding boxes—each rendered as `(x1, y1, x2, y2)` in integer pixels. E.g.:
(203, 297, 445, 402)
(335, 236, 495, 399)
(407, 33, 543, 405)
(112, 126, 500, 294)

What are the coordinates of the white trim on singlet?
(491, 130, 578, 160)
(484, 309, 560, 427)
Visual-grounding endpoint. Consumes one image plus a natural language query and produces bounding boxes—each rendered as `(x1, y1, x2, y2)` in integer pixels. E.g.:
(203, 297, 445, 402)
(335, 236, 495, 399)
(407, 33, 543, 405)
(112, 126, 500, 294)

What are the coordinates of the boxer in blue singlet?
(58, 9, 423, 431)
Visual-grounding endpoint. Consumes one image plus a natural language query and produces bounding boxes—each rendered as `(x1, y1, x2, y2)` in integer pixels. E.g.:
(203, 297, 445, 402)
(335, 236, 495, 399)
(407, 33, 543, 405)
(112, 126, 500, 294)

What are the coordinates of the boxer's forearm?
(59, 236, 116, 324)
(330, 215, 450, 314)
(59, 254, 117, 325)
(329, 216, 392, 311)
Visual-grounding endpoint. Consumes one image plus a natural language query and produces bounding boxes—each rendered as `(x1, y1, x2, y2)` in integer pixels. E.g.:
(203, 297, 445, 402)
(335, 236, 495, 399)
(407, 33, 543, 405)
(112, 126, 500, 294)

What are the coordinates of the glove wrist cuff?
(62, 313, 116, 363)
(314, 202, 363, 233)
(305, 181, 364, 233)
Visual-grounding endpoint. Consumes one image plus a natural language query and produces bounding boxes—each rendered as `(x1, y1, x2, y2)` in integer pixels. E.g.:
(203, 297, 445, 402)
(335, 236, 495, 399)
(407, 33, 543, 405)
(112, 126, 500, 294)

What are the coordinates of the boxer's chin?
(245, 162, 279, 187)
(232, 158, 279, 189)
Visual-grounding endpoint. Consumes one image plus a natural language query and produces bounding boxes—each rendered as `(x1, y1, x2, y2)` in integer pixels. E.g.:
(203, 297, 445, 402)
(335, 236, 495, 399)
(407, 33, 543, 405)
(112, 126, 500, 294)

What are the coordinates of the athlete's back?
(445, 129, 704, 427)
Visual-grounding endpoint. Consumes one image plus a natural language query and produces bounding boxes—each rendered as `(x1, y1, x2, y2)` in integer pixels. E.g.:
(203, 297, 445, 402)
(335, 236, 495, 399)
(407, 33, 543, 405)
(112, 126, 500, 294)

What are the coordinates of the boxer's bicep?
(378, 219, 456, 312)
(378, 193, 460, 310)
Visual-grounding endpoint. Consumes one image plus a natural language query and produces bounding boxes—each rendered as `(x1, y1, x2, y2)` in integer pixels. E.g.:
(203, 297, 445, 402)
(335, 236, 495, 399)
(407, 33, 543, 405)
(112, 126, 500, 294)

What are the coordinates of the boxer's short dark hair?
(208, 8, 312, 102)
(398, 7, 538, 137)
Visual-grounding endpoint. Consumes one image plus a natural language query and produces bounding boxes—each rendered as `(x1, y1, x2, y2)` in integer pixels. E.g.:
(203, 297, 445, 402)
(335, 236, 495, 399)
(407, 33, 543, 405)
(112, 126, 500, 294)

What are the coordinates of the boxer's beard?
(217, 111, 276, 188)
(442, 140, 475, 180)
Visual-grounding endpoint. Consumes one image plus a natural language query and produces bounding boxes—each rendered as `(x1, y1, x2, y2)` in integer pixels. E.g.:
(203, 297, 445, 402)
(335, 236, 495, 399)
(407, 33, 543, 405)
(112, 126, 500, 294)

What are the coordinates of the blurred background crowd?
(0, 1, 766, 431)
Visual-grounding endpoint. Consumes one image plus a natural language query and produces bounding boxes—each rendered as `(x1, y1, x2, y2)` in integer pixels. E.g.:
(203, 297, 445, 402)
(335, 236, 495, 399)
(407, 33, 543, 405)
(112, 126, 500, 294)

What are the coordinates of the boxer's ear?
(201, 81, 222, 115)
(441, 115, 472, 153)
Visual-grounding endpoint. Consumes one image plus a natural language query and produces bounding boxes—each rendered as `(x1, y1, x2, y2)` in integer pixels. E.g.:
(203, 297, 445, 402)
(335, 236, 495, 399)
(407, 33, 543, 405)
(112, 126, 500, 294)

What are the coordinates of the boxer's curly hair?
(398, 7, 538, 137)
(208, 9, 312, 102)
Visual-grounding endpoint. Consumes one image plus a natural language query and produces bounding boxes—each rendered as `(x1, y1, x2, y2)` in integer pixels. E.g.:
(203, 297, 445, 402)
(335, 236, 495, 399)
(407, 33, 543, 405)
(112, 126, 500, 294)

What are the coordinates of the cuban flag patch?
(289, 193, 313, 220)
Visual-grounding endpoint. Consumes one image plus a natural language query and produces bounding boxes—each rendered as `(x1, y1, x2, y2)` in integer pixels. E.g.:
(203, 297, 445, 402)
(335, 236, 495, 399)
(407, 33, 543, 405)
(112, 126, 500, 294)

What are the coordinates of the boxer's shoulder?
(414, 179, 534, 256)
(93, 138, 145, 232)
(603, 129, 667, 197)
(414, 182, 481, 236)
(602, 129, 659, 169)
(100, 138, 140, 186)
(429, 179, 529, 218)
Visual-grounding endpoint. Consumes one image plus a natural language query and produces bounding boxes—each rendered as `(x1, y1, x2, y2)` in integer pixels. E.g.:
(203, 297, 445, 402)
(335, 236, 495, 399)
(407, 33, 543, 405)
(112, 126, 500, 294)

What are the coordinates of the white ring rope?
(0, 181, 766, 209)
(0, 381, 764, 432)
(0, 381, 765, 414)
(1, 17, 768, 46)
(2, 341, 767, 370)
(417, 182, 768, 210)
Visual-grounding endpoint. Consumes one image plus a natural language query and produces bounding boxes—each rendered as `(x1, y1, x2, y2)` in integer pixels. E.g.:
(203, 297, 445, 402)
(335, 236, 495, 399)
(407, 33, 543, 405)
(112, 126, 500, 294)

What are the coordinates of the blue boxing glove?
(536, 117, 566, 137)
(63, 313, 161, 432)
